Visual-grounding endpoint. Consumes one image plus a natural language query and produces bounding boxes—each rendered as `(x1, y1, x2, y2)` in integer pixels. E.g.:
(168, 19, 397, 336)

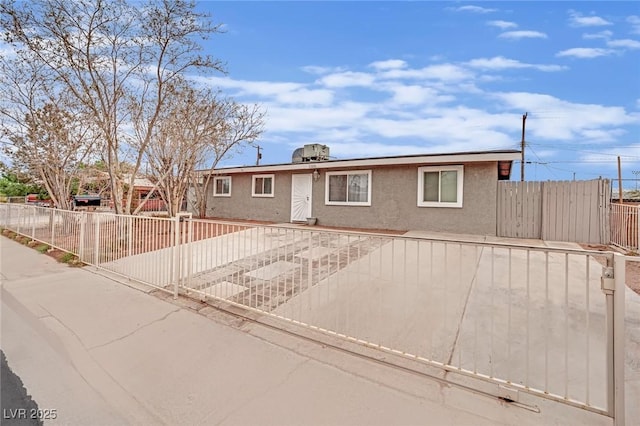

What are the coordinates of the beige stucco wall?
(204, 162, 499, 235)
(206, 171, 294, 222)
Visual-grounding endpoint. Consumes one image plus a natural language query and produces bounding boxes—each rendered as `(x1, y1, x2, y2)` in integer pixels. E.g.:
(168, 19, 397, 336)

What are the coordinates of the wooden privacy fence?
(497, 179, 611, 243)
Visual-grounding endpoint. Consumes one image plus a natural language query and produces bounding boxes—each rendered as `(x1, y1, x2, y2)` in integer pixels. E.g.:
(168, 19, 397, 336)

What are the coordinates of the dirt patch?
(626, 261, 640, 295)
(580, 243, 640, 295)
(1, 227, 84, 267)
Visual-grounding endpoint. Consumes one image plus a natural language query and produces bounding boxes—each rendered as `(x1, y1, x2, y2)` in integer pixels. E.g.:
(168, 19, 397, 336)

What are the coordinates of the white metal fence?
(610, 203, 639, 252)
(0, 204, 626, 424)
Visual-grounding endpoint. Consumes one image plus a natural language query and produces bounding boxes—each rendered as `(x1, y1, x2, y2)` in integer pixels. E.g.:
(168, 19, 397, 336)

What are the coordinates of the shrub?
(36, 244, 49, 253)
(60, 252, 75, 263)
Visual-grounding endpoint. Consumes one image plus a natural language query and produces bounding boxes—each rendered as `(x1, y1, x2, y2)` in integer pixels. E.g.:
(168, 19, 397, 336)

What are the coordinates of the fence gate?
(497, 179, 610, 243)
(0, 204, 627, 425)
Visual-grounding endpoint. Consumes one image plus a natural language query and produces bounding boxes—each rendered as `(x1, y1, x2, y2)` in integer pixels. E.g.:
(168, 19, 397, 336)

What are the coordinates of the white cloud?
(498, 30, 548, 40)
(329, 142, 434, 158)
(487, 20, 517, 30)
(568, 11, 612, 27)
(368, 59, 408, 71)
(362, 109, 516, 148)
(451, 5, 497, 14)
(379, 64, 473, 82)
(318, 71, 375, 88)
(580, 147, 640, 164)
(377, 83, 455, 106)
(466, 56, 566, 72)
(578, 128, 627, 142)
(607, 39, 640, 49)
(274, 88, 335, 106)
(195, 76, 334, 106)
(263, 102, 374, 133)
(493, 92, 636, 141)
(556, 47, 613, 58)
(582, 30, 613, 40)
(0, 42, 17, 60)
(301, 65, 345, 75)
(628, 16, 640, 34)
(197, 56, 636, 164)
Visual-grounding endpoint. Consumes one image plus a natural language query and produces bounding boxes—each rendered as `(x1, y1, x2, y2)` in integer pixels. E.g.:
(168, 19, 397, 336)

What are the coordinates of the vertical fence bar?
(564, 253, 569, 399)
(172, 215, 179, 299)
(637, 205, 640, 252)
(526, 250, 530, 387)
(79, 212, 86, 261)
(50, 209, 55, 248)
(94, 215, 100, 266)
(128, 216, 133, 257)
(507, 248, 512, 382)
(31, 208, 36, 239)
(457, 242, 462, 368)
(429, 241, 434, 361)
(545, 251, 549, 393)
(490, 246, 495, 378)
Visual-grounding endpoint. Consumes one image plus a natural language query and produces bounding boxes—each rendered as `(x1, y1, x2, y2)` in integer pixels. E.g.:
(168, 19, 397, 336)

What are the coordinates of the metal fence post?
(603, 253, 627, 425)
(174, 212, 193, 293)
(613, 254, 626, 426)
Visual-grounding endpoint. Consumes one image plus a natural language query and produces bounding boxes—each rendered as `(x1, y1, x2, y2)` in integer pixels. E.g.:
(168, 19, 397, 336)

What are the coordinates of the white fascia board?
(204, 151, 520, 175)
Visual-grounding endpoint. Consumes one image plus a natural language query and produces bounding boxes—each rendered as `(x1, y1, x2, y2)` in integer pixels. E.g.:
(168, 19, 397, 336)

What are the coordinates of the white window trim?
(252, 174, 275, 197)
(213, 176, 232, 197)
(325, 170, 372, 206)
(417, 165, 464, 208)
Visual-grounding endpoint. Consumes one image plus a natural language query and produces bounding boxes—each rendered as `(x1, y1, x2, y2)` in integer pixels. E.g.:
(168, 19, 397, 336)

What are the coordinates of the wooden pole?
(618, 156, 623, 203)
(521, 113, 527, 182)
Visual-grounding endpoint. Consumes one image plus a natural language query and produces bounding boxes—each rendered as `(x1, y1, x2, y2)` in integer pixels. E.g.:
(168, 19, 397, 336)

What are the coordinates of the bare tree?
(0, 0, 225, 214)
(141, 81, 264, 217)
(0, 55, 100, 209)
(13, 103, 100, 210)
(75, 160, 111, 197)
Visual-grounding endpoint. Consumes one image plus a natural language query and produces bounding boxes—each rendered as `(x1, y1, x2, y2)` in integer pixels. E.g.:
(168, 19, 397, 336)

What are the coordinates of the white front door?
(291, 174, 312, 222)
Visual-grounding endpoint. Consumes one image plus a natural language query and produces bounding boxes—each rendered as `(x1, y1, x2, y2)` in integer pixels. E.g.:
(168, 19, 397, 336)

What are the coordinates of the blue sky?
(192, 1, 640, 184)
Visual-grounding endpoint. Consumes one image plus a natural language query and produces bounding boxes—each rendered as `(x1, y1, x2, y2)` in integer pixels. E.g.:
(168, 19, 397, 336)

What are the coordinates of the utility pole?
(618, 156, 623, 203)
(255, 145, 262, 166)
(520, 112, 528, 182)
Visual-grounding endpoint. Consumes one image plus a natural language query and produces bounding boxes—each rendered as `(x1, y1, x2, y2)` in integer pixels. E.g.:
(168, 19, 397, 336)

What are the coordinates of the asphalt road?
(1, 350, 42, 426)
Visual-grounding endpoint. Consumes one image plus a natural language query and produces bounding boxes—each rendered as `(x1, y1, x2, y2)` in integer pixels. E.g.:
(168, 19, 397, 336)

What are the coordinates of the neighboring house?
(107, 176, 167, 211)
(197, 149, 520, 235)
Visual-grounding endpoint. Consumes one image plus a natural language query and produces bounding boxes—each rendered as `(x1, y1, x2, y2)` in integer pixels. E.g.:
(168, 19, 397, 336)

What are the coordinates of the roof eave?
(201, 150, 521, 175)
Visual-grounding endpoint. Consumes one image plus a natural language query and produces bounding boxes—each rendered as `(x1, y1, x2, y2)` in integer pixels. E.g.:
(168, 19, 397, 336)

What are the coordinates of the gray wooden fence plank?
(497, 179, 609, 243)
